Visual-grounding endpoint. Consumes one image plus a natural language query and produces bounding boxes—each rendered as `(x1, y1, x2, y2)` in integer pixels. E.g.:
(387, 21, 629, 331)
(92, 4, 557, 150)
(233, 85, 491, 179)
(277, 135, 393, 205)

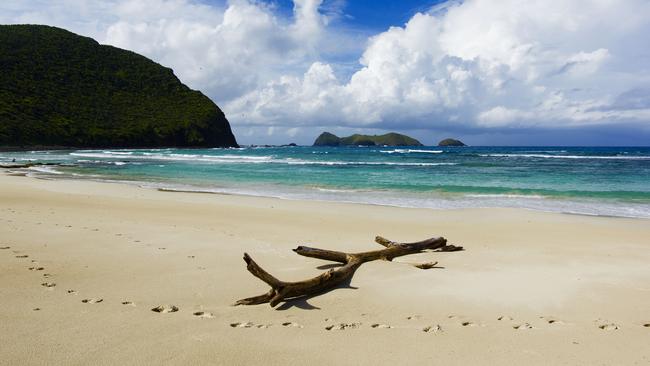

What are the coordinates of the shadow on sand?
(274, 265, 358, 310)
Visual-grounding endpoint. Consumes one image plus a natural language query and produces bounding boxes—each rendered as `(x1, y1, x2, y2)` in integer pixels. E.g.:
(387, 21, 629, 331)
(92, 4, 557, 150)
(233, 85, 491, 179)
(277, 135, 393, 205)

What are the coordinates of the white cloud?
(103, 0, 329, 102)
(478, 107, 532, 127)
(1, 0, 330, 103)
(2, 0, 650, 140)
(286, 127, 299, 137)
(227, 0, 650, 131)
(559, 49, 610, 76)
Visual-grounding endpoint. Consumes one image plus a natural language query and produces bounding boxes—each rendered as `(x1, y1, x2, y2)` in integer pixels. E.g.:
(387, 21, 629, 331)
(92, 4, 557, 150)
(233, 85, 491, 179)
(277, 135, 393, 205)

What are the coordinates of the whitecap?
(380, 149, 443, 154)
(465, 194, 546, 199)
(27, 166, 63, 175)
(480, 153, 650, 160)
(101, 151, 133, 155)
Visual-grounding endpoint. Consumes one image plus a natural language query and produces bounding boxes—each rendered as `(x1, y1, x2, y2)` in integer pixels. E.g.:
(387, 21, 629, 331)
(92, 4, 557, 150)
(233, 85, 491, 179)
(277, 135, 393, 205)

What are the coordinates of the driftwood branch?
(413, 261, 439, 269)
(235, 235, 463, 307)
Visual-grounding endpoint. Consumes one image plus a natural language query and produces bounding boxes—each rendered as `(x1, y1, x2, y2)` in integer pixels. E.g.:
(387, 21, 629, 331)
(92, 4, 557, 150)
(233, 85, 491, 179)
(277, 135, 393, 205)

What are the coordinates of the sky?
(2, 0, 650, 145)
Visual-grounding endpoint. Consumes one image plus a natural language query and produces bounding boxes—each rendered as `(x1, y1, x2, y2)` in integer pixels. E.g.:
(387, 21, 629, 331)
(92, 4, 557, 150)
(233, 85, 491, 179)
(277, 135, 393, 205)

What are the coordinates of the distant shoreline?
(3, 145, 650, 152)
(0, 145, 244, 152)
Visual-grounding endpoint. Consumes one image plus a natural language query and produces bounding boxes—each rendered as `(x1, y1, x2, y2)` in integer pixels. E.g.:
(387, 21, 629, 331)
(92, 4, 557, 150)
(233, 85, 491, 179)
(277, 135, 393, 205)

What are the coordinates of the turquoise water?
(2, 146, 650, 218)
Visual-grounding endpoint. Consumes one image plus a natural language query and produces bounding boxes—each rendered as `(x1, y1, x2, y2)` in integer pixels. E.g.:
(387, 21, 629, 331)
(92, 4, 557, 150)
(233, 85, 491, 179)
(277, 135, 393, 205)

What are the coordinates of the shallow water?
(3, 146, 649, 218)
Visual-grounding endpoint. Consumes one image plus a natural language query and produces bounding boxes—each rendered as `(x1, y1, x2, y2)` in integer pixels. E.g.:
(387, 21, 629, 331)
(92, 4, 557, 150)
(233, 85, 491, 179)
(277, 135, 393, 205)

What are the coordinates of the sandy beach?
(1, 172, 649, 365)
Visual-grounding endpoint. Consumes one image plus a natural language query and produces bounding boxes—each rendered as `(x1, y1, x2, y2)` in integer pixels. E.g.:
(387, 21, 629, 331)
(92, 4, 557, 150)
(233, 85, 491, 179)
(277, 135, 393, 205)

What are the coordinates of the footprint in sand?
(422, 325, 443, 333)
(41, 282, 56, 288)
(67, 290, 77, 295)
(598, 323, 619, 331)
(371, 323, 393, 329)
(230, 322, 254, 328)
(325, 322, 360, 330)
(158, 247, 166, 250)
(151, 305, 178, 313)
(187, 256, 195, 259)
(461, 321, 478, 327)
(0, 246, 10, 250)
(513, 323, 534, 330)
(643, 323, 650, 328)
(541, 316, 565, 325)
(15, 255, 29, 258)
(193, 311, 214, 319)
(497, 315, 513, 321)
(406, 315, 421, 320)
(121, 301, 136, 306)
(28, 266, 45, 271)
(282, 322, 304, 328)
(42, 274, 52, 278)
(82, 298, 103, 304)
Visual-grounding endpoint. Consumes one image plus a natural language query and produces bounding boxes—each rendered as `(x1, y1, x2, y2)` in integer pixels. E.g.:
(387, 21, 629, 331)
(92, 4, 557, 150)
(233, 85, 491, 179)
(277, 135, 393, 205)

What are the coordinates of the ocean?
(2, 146, 649, 218)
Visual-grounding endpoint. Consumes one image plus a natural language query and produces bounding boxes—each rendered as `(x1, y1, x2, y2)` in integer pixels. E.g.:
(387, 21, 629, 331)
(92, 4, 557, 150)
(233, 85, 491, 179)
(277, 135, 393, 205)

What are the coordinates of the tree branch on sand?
(234, 235, 463, 308)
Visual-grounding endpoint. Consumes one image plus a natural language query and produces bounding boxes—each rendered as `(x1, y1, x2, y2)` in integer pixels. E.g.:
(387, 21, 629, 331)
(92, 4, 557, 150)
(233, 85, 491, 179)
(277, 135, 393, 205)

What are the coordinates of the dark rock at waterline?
(437, 138, 466, 147)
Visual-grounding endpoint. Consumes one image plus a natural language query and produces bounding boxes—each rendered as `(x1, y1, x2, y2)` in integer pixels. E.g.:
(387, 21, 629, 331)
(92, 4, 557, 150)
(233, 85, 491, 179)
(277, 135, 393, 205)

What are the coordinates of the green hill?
(313, 132, 422, 146)
(313, 132, 341, 146)
(0, 25, 237, 148)
(437, 138, 466, 147)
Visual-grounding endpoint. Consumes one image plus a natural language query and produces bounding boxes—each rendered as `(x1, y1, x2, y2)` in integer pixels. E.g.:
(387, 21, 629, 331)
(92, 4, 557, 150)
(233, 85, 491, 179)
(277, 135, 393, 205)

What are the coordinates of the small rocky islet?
(313, 132, 422, 147)
(437, 138, 466, 147)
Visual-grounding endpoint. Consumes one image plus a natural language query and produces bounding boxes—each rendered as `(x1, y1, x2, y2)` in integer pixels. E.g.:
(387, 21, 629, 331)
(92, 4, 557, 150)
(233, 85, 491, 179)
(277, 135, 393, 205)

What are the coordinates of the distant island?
(0, 25, 238, 149)
(437, 138, 466, 147)
(313, 132, 422, 146)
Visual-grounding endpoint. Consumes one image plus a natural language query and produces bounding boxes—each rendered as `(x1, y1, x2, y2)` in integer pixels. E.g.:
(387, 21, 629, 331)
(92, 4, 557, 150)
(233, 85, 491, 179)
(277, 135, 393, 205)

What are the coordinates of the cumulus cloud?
(106, 0, 333, 102)
(1, 0, 330, 103)
(2, 0, 650, 142)
(227, 0, 650, 133)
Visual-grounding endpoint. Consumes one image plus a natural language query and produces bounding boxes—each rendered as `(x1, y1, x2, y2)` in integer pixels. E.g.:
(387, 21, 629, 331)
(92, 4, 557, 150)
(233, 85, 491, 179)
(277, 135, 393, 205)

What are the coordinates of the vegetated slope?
(0, 24, 238, 148)
(437, 138, 466, 147)
(313, 132, 422, 146)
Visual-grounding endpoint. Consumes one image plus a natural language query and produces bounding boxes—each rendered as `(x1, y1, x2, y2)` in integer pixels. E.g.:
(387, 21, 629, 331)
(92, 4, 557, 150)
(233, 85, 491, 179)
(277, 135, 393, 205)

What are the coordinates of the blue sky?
(261, 0, 446, 31)
(2, 0, 650, 145)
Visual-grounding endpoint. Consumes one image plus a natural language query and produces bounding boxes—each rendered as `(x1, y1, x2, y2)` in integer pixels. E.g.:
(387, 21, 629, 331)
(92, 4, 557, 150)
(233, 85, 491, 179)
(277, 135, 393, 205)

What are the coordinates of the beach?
(1, 172, 649, 365)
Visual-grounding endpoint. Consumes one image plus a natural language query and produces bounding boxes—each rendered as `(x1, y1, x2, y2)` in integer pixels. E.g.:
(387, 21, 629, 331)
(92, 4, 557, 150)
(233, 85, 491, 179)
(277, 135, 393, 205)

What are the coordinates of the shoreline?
(1, 172, 649, 365)
(3, 145, 650, 220)
(9, 166, 650, 220)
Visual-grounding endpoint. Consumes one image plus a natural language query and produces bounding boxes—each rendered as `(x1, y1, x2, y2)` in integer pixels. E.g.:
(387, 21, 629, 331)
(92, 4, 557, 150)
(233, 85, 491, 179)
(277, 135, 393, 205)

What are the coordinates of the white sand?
(1, 173, 649, 365)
